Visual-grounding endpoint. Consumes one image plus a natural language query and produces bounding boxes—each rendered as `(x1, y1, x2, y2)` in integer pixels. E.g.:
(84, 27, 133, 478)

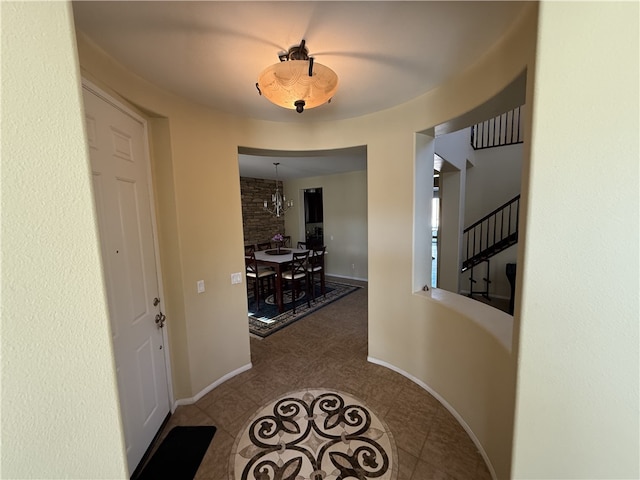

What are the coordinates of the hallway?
(149, 283, 491, 479)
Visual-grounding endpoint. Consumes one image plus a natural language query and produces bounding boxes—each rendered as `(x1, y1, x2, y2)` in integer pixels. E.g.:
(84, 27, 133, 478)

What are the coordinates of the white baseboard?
(327, 273, 368, 283)
(172, 362, 252, 410)
(367, 356, 497, 480)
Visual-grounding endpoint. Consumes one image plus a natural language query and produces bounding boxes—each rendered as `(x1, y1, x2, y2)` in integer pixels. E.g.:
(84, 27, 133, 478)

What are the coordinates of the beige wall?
(4, 1, 638, 479)
(146, 116, 193, 397)
(284, 170, 368, 280)
(511, 2, 639, 478)
(1, 3, 128, 477)
(72, 3, 536, 478)
(77, 35, 254, 401)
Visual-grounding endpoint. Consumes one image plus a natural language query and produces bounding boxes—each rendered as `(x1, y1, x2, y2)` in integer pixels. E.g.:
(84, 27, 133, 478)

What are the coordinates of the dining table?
(253, 247, 309, 313)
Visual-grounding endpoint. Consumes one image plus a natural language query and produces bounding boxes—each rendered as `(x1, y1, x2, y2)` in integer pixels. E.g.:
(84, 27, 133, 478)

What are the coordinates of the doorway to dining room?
(237, 146, 368, 343)
(237, 146, 367, 282)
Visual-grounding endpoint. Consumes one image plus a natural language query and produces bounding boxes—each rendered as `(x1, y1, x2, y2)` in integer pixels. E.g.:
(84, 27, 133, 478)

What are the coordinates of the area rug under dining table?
(248, 281, 360, 338)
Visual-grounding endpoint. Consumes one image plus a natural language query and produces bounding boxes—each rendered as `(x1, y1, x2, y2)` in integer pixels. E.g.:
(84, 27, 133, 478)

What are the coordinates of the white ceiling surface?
(237, 147, 367, 180)
(72, 1, 527, 179)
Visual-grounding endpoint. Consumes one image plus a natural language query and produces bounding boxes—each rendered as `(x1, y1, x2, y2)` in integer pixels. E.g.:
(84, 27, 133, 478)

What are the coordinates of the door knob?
(155, 312, 166, 328)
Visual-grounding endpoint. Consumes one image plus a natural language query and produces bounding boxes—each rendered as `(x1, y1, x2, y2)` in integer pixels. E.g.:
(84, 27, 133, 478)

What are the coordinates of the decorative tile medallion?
(230, 388, 398, 480)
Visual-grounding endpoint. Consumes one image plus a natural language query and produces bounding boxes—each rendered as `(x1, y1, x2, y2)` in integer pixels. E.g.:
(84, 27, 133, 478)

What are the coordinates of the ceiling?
(72, 1, 528, 179)
(237, 147, 367, 181)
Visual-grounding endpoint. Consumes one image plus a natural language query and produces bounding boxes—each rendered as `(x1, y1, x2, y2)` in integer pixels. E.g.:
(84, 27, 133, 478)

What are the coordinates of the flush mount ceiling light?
(256, 40, 338, 113)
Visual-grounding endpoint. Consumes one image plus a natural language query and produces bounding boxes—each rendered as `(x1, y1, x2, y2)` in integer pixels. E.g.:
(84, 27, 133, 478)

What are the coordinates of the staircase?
(462, 195, 520, 271)
(462, 105, 523, 301)
(462, 195, 520, 298)
(471, 105, 524, 150)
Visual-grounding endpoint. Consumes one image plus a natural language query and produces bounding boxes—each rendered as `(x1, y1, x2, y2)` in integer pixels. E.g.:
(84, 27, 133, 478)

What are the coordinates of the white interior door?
(82, 84, 170, 474)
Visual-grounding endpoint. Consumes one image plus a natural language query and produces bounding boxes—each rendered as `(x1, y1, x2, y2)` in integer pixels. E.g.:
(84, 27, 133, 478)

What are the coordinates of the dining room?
(239, 147, 368, 337)
(239, 147, 368, 278)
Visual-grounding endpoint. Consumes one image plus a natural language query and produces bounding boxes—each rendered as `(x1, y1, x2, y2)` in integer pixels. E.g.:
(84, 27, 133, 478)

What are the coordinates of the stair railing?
(462, 194, 520, 272)
(471, 106, 524, 150)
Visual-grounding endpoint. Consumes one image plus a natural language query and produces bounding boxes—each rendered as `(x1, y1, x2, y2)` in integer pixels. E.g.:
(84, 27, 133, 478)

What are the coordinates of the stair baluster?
(471, 106, 524, 150)
(462, 194, 520, 272)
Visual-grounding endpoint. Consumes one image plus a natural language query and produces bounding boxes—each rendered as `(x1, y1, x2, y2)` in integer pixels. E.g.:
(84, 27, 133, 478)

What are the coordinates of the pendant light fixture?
(256, 40, 338, 113)
(264, 162, 292, 217)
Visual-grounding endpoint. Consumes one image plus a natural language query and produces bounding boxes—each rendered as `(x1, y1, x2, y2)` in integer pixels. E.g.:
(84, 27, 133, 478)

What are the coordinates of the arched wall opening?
(237, 145, 368, 282)
(403, 70, 528, 479)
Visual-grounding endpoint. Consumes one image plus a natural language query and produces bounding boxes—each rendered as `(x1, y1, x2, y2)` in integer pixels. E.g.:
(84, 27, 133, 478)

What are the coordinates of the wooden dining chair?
(245, 252, 275, 311)
(296, 241, 307, 249)
(306, 245, 326, 301)
(244, 244, 255, 255)
(281, 251, 310, 314)
(256, 241, 271, 251)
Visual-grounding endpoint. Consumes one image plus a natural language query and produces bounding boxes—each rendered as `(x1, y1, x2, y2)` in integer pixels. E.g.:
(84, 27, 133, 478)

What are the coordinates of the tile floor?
(149, 281, 492, 480)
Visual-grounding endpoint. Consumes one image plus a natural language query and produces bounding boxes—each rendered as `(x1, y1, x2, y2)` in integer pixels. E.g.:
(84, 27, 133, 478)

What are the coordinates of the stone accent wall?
(240, 177, 286, 246)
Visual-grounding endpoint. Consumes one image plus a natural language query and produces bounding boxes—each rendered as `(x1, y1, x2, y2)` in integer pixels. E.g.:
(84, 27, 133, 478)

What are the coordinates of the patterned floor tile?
(230, 388, 398, 480)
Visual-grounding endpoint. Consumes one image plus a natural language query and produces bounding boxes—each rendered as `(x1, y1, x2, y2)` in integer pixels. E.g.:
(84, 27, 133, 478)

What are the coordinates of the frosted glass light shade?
(257, 60, 338, 111)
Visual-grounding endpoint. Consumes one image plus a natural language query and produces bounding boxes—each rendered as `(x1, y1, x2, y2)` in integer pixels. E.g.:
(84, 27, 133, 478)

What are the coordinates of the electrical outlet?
(351, 263, 355, 270)
(197, 280, 205, 293)
(231, 272, 242, 284)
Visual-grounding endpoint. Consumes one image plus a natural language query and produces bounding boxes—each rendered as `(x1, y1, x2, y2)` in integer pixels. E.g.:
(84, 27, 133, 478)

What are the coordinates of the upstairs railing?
(471, 106, 524, 150)
(462, 195, 520, 272)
